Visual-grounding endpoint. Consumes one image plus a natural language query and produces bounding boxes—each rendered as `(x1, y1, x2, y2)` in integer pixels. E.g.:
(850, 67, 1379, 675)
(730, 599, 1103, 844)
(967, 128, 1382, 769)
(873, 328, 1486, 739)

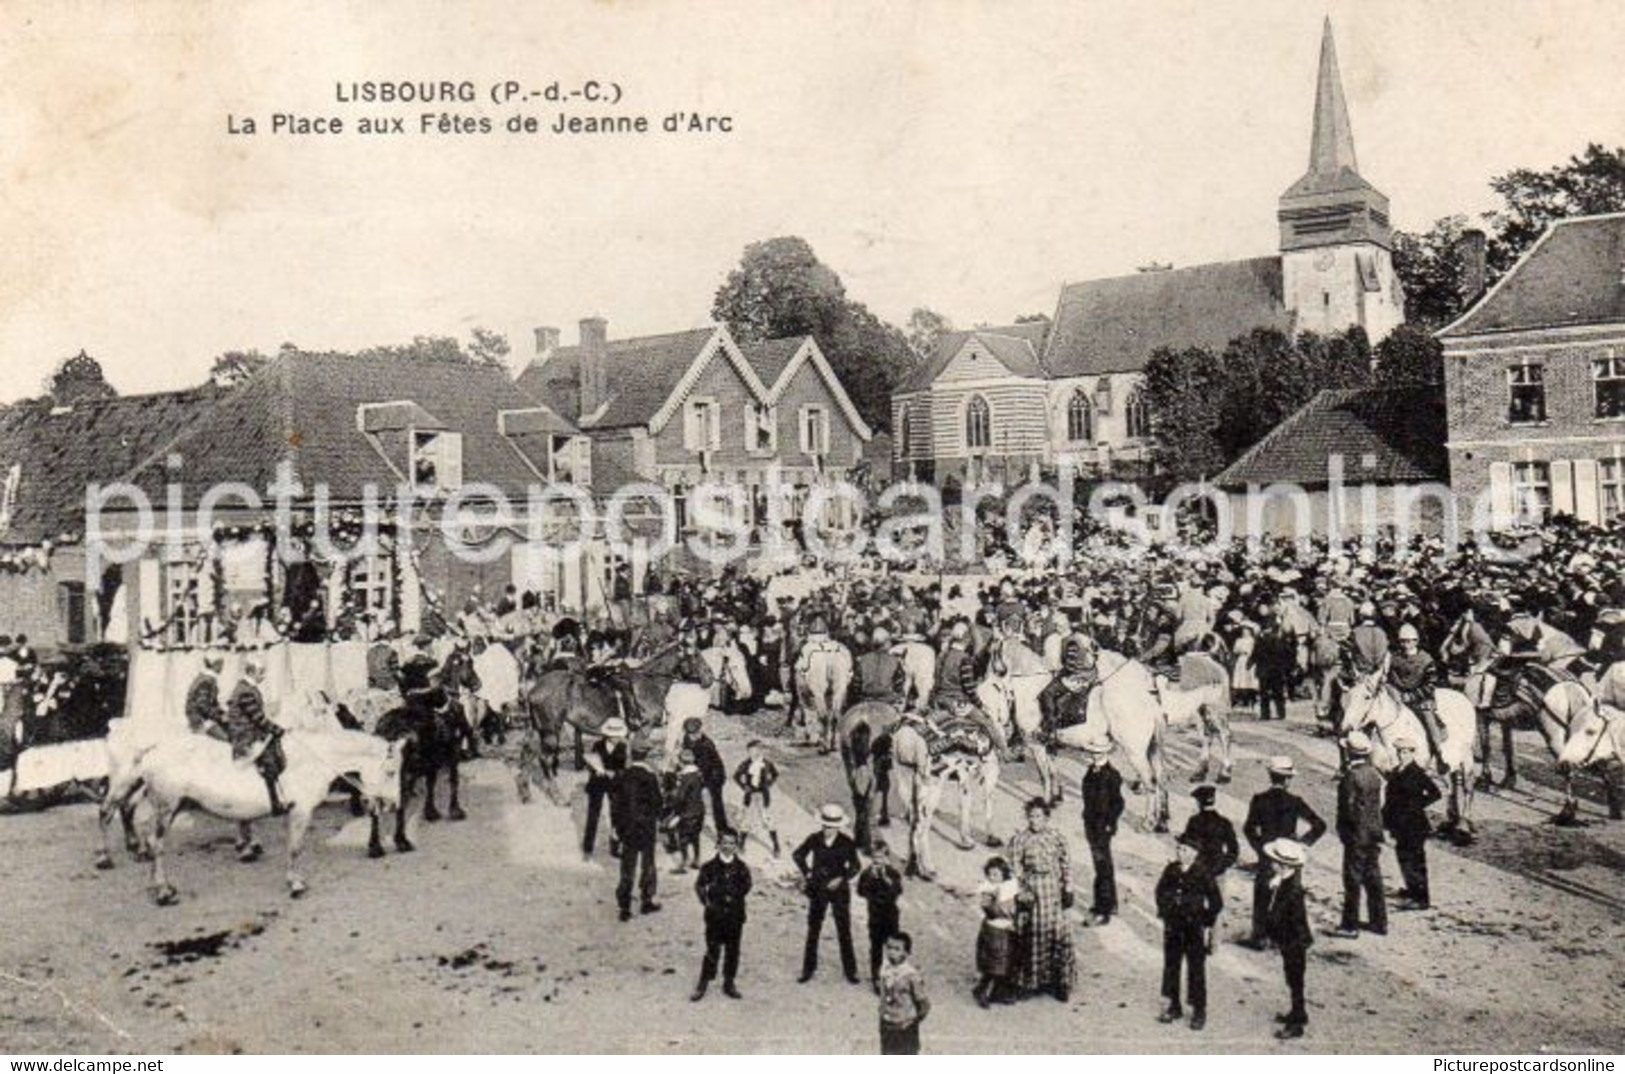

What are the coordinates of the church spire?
(1308, 17, 1359, 177)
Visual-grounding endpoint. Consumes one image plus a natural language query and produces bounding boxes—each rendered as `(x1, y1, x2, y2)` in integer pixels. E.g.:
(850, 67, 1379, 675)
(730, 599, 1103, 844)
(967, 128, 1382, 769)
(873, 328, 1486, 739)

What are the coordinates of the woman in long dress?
(1007, 797, 1076, 1001)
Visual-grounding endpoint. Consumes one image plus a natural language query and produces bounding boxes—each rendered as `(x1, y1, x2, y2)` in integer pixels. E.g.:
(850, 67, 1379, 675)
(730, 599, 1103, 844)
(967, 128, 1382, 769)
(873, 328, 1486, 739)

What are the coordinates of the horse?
(1306, 627, 1345, 722)
(795, 637, 853, 753)
(377, 691, 466, 826)
(1153, 652, 1234, 784)
(889, 715, 1001, 881)
(838, 700, 902, 828)
(1554, 702, 1625, 820)
(1337, 672, 1480, 841)
(889, 641, 936, 711)
(1473, 660, 1592, 798)
(526, 647, 710, 778)
(1049, 651, 1171, 832)
(976, 637, 1055, 799)
(700, 640, 753, 715)
(116, 728, 402, 904)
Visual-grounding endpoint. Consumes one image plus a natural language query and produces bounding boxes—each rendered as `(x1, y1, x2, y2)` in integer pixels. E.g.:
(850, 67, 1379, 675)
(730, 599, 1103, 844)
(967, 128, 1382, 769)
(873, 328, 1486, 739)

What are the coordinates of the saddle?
(920, 715, 994, 761)
(1489, 660, 1574, 712)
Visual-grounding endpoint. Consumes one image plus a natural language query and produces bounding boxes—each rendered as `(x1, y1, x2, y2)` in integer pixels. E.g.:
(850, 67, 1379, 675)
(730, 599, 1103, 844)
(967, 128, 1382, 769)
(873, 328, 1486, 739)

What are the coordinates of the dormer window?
(411, 430, 463, 491)
(549, 435, 592, 486)
(799, 405, 830, 455)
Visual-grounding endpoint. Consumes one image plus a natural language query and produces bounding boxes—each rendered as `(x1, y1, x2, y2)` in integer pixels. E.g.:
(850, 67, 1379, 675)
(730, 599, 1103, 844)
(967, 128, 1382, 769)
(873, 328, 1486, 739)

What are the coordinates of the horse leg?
(955, 775, 974, 850)
(447, 760, 466, 821)
(914, 780, 940, 880)
(422, 765, 442, 822)
(286, 806, 314, 898)
(96, 779, 135, 870)
(1032, 741, 1057, 806)
(236, 820, 263, 863)
(1475, 712, 1494, 790)
(1500, 722, 1518, 791)
(1213, 709, 1234, 783)
(1603, 759, 1625, 821)
(368, 809, 385, 859)
(395, 766, 415, 852)
(981, 759, 1002, 848)
(149, 799, 182, 906)
(573, 726, 585, 772)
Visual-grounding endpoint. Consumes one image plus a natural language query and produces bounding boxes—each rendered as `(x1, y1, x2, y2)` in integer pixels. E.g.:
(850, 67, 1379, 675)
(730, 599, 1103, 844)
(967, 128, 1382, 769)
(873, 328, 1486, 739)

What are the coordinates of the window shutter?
(574, 437, 593, 488)
(684, 402, 701, 451)
(798, 407, 811, 454)
(1488, 462, 1513, 528)
(707, 404, 721, 450)
(138, 557, 162, 627)
(443, 434, 464, 488)
(1550, 459, 1576, 517)
(1573, 459, 1601, 524)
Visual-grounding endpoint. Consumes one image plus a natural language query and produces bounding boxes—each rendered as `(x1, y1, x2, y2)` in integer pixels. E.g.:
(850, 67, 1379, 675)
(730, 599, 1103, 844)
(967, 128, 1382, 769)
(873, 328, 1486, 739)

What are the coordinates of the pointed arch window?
(1125, 390, 1151, 440)
(1066, 390, 1093, 443)
(899, 408, 913, 457)
(965, 396, 991, 450)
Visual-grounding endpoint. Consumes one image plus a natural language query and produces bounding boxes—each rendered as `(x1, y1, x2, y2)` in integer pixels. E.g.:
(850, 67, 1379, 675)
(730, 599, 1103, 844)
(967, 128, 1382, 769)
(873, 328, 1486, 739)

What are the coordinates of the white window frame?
(965, 395, 991, 452)
(684, 397, 721, 452)
(411, 429, 464, 491)
(162, 546, 204, 646)
(1600, 456, 1625, 519)
(348, 550, 393, 614)
(747, 403, 778, 455)
(799, 404, 830, 456)
(1506, 362, 1546, 425)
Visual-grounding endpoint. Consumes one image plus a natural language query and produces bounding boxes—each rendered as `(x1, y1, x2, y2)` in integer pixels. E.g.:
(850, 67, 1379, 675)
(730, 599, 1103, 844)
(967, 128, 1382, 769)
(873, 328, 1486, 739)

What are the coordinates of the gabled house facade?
(516, 318, 872, 537)
(892, 20, 1405, 487)
(1439, 212, 1625, 527)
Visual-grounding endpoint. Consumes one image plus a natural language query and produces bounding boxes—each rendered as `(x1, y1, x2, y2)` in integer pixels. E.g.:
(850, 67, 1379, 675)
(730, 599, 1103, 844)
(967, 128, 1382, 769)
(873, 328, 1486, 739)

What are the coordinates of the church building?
(892, 20, 1406, 486)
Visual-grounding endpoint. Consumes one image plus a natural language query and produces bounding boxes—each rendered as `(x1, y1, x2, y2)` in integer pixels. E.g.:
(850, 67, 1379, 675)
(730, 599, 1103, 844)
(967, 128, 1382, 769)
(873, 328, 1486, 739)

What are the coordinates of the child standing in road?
(857, 840, 905, 986)
(877, 932, 930, 1055)
(973, 855, 1019, 1007)
(733, 739, 782, 857)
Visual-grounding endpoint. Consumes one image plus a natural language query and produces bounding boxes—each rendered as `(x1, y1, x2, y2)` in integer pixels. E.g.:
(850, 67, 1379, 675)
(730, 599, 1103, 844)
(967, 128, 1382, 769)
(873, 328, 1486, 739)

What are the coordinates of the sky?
(0, 0, 1621, 401)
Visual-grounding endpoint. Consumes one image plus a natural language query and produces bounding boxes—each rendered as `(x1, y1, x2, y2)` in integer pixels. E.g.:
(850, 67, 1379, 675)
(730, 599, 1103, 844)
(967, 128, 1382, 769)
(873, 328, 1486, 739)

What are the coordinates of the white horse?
(890, 717, 1002, 881)
(701, 641, 753, 711)
(796, 637, 853, 753)
(127, 728, 402, 904)
(1050, 651, 1171, 832)
(1153, 652, 1234, 784)
(1338, 673, 1480, 840)
(977, 637, 1056, 800)
(1554, 701, 1625, 820)
(889, 641, 936, 711)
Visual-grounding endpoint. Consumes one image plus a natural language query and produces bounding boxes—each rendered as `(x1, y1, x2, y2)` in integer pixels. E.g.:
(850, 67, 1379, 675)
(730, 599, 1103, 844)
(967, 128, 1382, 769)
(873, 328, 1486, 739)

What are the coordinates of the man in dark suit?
(1155, 833, 1224, 1030)
(184, 652, 229, 741)
(613, 739, 664, 921)
(222, 659, 286, 816)
(692, 830, 752, 1001)
(852, 627, 905, 704)
(1383, 738, 1442, 910)
(1336, 732, 1387, 937)
(792, 804, 862, 983)
(1179, 785, 1239, 880)
(1080, 739, 1125, 925)
(1263, 839, 1313, 1039)
(682, 718, 731, 837)
(582, 718, 628, 860)
(1242, 755, 1327, 948)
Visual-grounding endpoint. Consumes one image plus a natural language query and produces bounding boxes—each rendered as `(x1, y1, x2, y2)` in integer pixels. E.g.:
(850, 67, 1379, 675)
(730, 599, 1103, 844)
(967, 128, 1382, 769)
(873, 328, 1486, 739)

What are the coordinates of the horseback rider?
(1037, 633, 1097, 748)
(1387, 623, 1449, 774)
(440, 635, 483, 759)
(587, 629, 645, 729)
(932, 618, 977, 710)
(853, 626, 905, 705)
(223, 659, 288, 816)
(184, 652, 231, 742)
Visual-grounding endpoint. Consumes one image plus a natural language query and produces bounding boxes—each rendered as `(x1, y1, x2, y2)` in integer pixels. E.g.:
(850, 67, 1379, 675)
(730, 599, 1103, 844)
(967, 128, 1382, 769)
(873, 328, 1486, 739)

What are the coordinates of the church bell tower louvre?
(1277, 18, 1405, 342)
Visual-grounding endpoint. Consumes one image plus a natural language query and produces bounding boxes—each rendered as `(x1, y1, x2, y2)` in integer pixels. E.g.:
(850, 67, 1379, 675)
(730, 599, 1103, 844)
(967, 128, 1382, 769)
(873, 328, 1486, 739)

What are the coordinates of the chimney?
(534, 326, 560, 359)
(1457, 229, 1488, 308)
(578, 316, 608, 419)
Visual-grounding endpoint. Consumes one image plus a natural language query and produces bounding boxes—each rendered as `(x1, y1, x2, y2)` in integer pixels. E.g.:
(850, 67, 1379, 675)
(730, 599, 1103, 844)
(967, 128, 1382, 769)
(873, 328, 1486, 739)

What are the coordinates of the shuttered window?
(1511, 461, 1552, 521)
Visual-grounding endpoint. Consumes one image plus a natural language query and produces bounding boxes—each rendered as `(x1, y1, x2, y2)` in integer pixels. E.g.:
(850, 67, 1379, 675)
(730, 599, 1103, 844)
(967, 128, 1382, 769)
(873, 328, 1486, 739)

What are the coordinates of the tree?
(208, 349, 269, 387)
(1392, 215, 1474, 330)
(904, 307, 953, 362)
(712, 236, 915, 431)
(1371, 323, 1444, 386)
(467, 327, 511, 369)
(1487, 143, 1625, 276)
(44, 351, 116, 406)
(1140, 345, 1227, 481)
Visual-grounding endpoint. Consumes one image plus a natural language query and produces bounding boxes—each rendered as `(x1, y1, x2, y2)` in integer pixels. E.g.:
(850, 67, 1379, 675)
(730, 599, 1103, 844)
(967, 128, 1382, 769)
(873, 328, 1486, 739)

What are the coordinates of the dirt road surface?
(0, 700, 1620, 1054)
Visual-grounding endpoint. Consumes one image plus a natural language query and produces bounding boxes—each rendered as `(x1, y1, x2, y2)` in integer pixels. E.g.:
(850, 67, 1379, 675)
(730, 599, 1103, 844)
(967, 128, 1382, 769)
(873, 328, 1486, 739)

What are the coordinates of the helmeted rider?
(184, 651, 231, 742)
(1038, 632, 1097, 747)
(223, 658, 288, 816)
(1386, 623, 1448, 774)
(587, 628, 645, 729)
(932, 618, 978, 710)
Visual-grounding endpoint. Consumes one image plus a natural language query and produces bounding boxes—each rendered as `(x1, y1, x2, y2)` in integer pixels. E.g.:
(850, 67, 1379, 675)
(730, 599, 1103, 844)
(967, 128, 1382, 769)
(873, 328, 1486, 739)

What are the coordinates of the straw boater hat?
(818, 804, 847, 826)
(1082, 738, 1113, 756)
(599, 718, 629, 739)
(1345, 731, 1373, 756)
(1264, 839, 1307, 867)
(1267, 755, 1296, 777)
(1393, 736, 1418, 752)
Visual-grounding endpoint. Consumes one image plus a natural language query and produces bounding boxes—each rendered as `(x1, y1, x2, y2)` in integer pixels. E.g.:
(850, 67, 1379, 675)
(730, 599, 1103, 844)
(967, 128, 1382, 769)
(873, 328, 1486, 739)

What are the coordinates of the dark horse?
(362, 691, 466, 857)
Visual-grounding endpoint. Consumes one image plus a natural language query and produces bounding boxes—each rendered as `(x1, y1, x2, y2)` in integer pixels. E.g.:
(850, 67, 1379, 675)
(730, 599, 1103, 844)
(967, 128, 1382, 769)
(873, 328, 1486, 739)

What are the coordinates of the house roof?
(0, 385, 229, 543)
(899, 322, 1050, 393)
(122, 352, 573, 503)
(1043, 257, 1292, 377)
(739, 337, 805, 387)
(1212, 385, 1448, 490)
(515, 328, 717, 431)
(1439, 214, 1625, 338)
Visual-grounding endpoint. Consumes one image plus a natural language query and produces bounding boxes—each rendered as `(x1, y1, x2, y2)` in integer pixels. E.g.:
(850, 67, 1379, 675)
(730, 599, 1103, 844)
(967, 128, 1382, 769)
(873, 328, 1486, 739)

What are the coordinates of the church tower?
(1278, 20, 1405, 341)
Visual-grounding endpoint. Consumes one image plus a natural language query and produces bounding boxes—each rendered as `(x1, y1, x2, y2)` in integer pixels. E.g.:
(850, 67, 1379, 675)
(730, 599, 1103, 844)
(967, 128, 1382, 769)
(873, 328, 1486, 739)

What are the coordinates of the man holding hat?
(1383, 738, 1442, 910)
(1242, 756, 1326, 948)
(692, 829, 752, 1002)
(792, 804, 862, 984)
(612, 738, 664, 921)
(582, 718, 629, 860)
(1262, 839, 1313, 1039)
(1336, 731, 1387, 937)
(1154, 832, 1223, 1030)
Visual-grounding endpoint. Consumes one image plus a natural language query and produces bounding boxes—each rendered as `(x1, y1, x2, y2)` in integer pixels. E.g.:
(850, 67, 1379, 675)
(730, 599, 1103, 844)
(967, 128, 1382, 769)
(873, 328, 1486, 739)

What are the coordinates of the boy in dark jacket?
(692, 830, 752, 1001)
(1154, 832, 1223, 1030)
(1264, 838, 1313, 1039)
(1383, 738, 1442, 909)
(856, 840, 905, 987)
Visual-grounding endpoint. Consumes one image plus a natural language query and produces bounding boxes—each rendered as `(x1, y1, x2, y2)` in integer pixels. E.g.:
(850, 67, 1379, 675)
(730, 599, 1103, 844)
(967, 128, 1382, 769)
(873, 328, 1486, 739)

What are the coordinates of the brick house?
(892, 20, 1405, 487)
(515, 318, 872, 539)
(1439, 213, 1625, 526)
(0, 383, 226, 652)
(1213, 385, 1451, 539)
